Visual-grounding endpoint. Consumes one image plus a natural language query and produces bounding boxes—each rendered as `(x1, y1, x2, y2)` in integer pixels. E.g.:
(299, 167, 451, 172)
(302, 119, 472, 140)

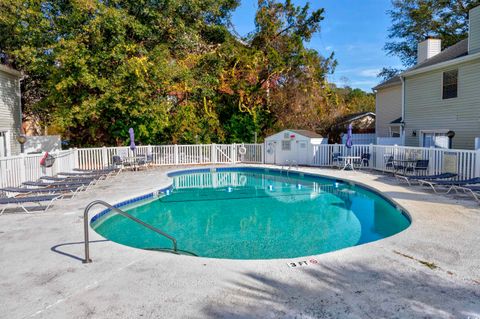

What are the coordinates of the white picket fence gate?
(1, 142, 480, 189)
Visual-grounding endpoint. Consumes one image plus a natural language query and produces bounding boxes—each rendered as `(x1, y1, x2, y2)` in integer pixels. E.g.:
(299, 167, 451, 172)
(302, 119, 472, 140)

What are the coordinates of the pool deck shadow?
(0, 165, 479, 319)
(202, 263, 480, 318)
(51, 240, 109, 262)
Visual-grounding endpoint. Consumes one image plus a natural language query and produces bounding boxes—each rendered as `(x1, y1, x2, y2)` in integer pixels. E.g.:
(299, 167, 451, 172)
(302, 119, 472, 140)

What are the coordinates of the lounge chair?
(1, 185, 86, 198)
(57, 171, 109, 177)
(0, 194, 64, 215)
(452, 185, 480, 203)
(39, 176, 96, 182)
(396, 172, 457, 186)
(419, 177, 480, 193)
(73, 168, 116, 173)
(22, 180, 95, 189)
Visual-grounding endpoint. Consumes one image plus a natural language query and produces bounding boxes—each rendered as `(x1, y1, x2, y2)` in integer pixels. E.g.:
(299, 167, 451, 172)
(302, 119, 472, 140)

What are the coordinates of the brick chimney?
(417, 37, 442, 64)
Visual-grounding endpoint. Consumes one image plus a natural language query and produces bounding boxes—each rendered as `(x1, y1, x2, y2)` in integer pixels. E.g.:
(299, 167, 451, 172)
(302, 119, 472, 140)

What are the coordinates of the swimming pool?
(92, 168, 410, 259)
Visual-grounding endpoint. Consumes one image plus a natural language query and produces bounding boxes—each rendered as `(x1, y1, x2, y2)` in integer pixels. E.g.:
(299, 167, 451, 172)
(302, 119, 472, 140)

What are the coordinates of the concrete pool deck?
(0, 165, 479, 319)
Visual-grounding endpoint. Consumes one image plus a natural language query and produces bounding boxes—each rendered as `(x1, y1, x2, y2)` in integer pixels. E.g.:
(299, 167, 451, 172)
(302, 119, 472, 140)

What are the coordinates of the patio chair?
(332, 152, 342, 168)
(384, 155, 394, 172)
(406, 159, 429, 175)
(419, 177, 480, 193)
(145, 154, 154, 168)
(354, 153, 371, 169)
(0, 194, 64, 215)
(112, 155, 123, 169)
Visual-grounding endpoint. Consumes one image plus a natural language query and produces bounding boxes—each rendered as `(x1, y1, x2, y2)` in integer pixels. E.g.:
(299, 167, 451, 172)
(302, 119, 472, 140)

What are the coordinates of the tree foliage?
(385, 0, 480, 67)
(0, 0, 372, 146)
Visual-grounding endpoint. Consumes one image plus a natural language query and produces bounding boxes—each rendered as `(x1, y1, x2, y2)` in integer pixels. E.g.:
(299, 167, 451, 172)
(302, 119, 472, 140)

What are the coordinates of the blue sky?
(231, 0, 403, 92)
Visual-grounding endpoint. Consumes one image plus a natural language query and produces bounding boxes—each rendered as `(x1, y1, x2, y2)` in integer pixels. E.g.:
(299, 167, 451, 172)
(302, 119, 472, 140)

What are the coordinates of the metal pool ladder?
(83, 200, 177, 263)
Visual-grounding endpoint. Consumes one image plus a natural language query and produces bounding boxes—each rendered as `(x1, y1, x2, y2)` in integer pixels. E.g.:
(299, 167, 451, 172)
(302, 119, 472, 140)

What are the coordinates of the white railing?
(311, 144, 480, 180)
(0, 149, 75, 188)
(74, 144, 263, 170)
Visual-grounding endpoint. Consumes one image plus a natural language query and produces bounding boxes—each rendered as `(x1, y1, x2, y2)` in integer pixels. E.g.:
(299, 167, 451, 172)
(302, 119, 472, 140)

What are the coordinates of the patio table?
(122, 156, 146, 171)
(338, 156, 361, 171)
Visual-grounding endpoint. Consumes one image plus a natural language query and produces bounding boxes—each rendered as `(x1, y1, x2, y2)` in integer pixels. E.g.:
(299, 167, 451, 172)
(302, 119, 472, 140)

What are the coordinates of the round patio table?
(338, 156, 361, 171)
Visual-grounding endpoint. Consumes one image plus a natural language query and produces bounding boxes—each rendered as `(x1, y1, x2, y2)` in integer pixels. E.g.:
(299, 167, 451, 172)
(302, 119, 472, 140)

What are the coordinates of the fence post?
(174, 144, 179, 165)
(211, 143, 217, 164)
(102, 147, 108, 168)
(369, 143, 374, 169)
(261, 143, 265, 164)
(73, 148, 79, 169)
(231, 143, 236, 164)
(19, 153, 26, 184)
(475, 149, 480, 177)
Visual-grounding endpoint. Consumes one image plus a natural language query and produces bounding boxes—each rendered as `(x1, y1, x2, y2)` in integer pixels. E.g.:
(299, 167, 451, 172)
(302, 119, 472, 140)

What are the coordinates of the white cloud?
(359, 68, 381, 78)
(325, 46, 334, 51)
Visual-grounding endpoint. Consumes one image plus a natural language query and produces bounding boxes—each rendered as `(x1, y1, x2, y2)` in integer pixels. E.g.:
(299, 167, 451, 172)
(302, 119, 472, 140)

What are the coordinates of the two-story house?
(374, 5, 480, 150)
(0, 64, 22, 156)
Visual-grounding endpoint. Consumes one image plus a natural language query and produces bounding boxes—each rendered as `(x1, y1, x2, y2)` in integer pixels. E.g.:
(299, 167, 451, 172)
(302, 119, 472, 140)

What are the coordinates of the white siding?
(375, 84, 402, 138)
(0, 69, 22, 156)
(404, 59, 480, 149)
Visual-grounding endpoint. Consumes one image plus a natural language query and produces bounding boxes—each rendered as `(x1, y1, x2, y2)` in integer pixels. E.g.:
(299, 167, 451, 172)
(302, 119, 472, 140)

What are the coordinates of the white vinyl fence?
(310, 144, 480, 180)
(0, 144, 264, 188)
(74, 143, 264, 170)
(1, 142, 480, 189)
(0, 149, 76, 188)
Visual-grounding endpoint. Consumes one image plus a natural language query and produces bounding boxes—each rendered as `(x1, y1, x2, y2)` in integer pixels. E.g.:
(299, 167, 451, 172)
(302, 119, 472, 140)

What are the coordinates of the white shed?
(264, 129, 327, 165)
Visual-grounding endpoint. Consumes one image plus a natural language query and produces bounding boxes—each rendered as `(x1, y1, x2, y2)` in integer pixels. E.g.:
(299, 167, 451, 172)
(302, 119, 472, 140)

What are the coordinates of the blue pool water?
(92, 168, 410, 259)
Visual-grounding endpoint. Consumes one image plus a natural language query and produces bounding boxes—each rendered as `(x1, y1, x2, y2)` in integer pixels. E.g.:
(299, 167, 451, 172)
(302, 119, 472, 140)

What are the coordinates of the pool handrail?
(83, 199, 177, 263)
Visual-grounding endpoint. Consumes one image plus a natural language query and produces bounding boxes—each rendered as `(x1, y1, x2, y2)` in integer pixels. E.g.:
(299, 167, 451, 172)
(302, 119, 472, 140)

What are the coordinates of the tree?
(0, 0, 364, 146)
(385, 0, 480, 67)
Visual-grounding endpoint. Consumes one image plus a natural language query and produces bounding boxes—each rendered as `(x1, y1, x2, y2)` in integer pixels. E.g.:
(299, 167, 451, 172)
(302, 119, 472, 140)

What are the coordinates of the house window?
(0, 131, 8, 157)
(421, 132, 449, 149)
(442, 70, 458, 99)
(281, 140, 291, 151)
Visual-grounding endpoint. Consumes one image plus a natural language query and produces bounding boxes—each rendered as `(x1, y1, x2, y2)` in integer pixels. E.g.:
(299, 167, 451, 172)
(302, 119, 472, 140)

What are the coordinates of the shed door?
(265, 141, 276, 164)
(296, 141, 308, 165)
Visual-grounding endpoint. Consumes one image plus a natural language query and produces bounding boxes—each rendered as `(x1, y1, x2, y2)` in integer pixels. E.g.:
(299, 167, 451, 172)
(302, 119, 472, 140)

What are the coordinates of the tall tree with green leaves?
(0, 0, 365, 146)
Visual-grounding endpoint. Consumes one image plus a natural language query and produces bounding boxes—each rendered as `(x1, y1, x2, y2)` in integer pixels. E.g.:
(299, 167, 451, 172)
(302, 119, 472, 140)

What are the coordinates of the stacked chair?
(0, 167, 120, 214)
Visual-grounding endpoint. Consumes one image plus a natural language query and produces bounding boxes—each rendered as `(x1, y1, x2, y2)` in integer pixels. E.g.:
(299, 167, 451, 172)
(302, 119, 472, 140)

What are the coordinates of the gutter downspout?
(400, 76, 406, 146)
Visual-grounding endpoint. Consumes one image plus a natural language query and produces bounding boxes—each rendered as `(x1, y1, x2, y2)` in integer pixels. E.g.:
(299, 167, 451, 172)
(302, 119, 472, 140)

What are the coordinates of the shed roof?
(289, 129, 324, 138)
